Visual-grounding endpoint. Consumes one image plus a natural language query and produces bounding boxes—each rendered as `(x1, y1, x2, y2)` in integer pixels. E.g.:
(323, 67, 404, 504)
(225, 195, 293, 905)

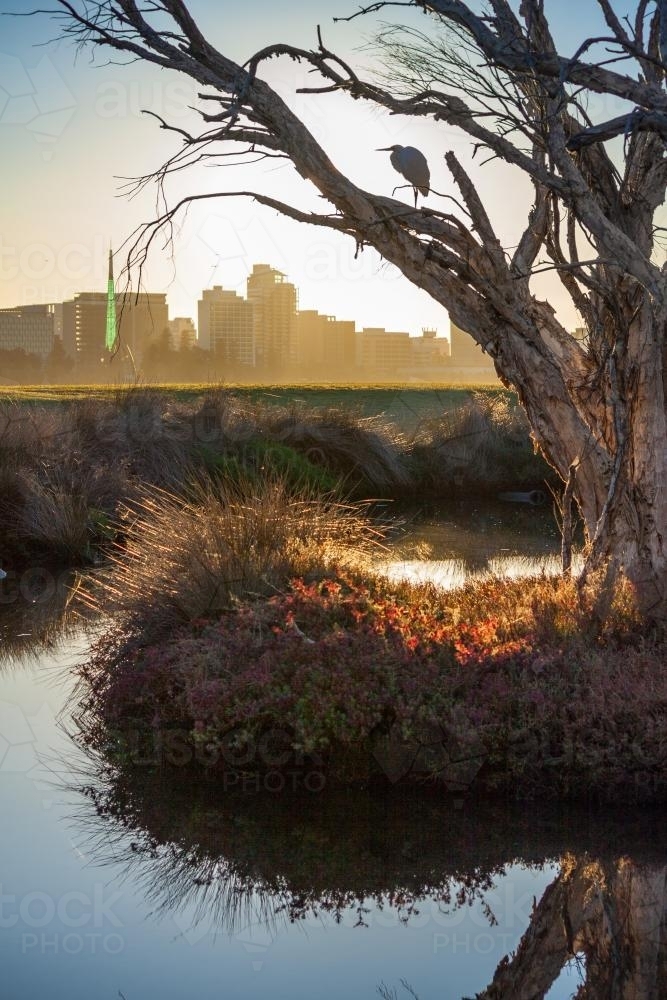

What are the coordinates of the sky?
(0, 1, 621, 338)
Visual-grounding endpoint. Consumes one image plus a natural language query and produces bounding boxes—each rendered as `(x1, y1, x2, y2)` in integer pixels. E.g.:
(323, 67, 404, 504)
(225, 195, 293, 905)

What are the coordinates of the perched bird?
(376, 144, 430, 207)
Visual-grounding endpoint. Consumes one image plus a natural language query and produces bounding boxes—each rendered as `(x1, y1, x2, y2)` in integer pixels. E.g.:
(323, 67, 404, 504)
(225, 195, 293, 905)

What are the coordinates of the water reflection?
(75, 775, 518, 934)
(2, 516, 663, 1000)
(477, 853, 667, 999)
(71, 761, 667, 998)
(380, 500, 583, 587)
(0, 568, 86, 669)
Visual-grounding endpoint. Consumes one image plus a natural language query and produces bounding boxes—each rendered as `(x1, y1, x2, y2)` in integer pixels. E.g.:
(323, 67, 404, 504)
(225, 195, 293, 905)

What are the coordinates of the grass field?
(0, 382, 508, 434)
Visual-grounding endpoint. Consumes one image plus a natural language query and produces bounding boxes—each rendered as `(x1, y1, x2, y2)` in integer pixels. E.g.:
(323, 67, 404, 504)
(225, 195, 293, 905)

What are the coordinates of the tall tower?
(105, 248, 118, 352)
(246, 264, 297, 375)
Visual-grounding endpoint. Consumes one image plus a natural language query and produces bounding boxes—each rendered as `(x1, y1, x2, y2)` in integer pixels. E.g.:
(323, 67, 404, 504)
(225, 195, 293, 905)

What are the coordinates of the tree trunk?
(495, 299, 667, 622)
(577, 311, 666, 621)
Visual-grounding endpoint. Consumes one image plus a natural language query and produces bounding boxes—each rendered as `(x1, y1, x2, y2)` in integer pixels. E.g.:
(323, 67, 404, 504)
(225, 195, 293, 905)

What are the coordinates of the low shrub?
(76, 566, 667, 801)
(80, 577, 457, 761)
(456, 635, 667, 800)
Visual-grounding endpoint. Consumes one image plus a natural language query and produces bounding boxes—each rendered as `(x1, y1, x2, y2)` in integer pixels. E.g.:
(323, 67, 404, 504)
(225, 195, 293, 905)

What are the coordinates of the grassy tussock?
(84, 478, 384, 641)
(17, 469, 93, 563)
(261, 404, 411, 493)
(409, 392, 544, 491)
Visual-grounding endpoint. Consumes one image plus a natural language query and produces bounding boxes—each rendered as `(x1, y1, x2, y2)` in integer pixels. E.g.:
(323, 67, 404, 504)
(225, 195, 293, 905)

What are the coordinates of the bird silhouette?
(377, 144, 430, 207)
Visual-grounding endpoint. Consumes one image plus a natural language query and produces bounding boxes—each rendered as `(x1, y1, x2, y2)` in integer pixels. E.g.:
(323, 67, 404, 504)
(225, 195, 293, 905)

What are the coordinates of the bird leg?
(390, 182, 420, 208)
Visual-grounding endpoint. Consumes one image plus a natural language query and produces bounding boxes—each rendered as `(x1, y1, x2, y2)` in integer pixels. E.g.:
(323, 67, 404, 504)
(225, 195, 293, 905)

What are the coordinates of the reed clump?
(82, 476, 385, 642)
(408, 392, 550, 492)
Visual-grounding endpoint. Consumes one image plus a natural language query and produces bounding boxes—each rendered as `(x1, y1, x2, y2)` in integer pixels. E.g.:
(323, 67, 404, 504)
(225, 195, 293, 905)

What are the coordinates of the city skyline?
(0, 244, 452, 339)
(0, 257, 498, 384)
(2, 253, 452, 341)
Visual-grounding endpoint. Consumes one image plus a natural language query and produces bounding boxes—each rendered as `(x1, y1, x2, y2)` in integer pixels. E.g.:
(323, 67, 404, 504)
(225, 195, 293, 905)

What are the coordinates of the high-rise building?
(198, 287, 254, 367)
(324, 317, 356, 377)
(449, 322, 496, 370)
(51, 303, 64, 344)
(356, 327, 411, 378)
(448, 322, 500, 383)
(295, 310, 356, 378)
(62, 291, 169, 364)
(168, 316, 197, 351)
(409, 328, 451, 377)
(246, 264, 297, 374)
(62, 294, 104, 361)
(119, 293, 169, 360)
(0, 304, 55, 357)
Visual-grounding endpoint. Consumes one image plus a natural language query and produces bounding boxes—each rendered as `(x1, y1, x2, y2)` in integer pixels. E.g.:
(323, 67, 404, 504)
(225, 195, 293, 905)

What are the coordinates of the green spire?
(105, 248, 118, 352)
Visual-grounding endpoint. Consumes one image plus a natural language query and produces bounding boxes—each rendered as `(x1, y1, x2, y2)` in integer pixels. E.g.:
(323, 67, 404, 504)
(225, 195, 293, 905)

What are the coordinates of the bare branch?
(596, 0, 632, 46)
(420, 0, 667, 110)
(566, 107, 667, 149)
(659, 0, 667, 66)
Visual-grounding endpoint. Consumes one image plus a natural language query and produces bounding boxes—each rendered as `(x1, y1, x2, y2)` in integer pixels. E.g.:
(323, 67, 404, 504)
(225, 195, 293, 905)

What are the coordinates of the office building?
(0, 304, 55, 358)
(62, 291, 169, 364)
(246, 264, 297, 374)
(295, 310, 356, 378)
(119, 293, 169, 359)
(198, 287, 254, 367)
(356, 327, 411, 378)
(409, 328, 450, 376)
(168, 316, 197, 351)
(449, 321, 498, 380)
(450, 322, 495, 366)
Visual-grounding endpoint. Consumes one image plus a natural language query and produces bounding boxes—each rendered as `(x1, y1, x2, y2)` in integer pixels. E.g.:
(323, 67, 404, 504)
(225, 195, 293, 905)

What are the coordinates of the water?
(380, 499, 581, 587)
(0, 511, 663, 1000)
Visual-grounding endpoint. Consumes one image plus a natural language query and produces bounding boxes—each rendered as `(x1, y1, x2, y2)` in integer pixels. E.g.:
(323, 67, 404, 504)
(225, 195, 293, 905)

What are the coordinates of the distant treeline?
(0, 340, 217, 387)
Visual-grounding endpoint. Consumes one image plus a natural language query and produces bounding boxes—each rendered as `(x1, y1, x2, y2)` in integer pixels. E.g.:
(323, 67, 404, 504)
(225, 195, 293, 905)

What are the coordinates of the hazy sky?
(0, 1, 618, 337)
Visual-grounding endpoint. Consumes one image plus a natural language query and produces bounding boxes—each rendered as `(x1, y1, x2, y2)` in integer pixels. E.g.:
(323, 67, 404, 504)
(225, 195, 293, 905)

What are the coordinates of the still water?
(0, 511, 664, 1000)
(380, 499, 580, 587)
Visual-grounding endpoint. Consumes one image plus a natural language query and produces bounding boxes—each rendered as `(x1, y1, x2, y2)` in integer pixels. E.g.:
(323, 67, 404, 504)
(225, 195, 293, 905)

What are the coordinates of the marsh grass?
(84, 476, 385, 642)
(0, 387, 552, 566)
(409, 392, 550, 491)
(259, 403, 411, 494)
(0, 569, 85, 670)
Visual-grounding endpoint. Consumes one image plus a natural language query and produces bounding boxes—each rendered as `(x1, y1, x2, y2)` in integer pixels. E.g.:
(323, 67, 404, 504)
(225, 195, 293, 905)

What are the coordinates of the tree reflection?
(477, 853, 667, 1000)
(68, 756, 667, 1000)
(72, 767, 547, 937)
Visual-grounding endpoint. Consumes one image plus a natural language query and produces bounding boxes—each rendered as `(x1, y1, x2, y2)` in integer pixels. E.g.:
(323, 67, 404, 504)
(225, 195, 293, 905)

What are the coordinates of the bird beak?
(376, 147, 393, 151)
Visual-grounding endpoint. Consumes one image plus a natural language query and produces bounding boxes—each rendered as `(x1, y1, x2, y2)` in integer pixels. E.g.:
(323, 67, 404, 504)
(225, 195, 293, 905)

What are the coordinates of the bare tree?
(34, 0, 667, 619)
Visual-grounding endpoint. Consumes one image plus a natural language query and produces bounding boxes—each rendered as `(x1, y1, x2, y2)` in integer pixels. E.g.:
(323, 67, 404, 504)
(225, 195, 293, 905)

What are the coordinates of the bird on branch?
(376, 144, 430, 207)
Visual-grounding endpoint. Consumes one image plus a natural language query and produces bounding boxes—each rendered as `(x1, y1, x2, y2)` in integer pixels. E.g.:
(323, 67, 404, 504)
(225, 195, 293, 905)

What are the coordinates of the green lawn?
(0, 382, 510, 434)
